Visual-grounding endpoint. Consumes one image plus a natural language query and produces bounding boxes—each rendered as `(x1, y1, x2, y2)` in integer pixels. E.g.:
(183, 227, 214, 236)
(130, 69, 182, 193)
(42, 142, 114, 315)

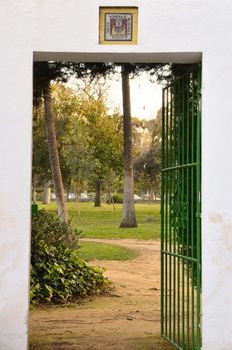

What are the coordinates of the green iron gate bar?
(161, 65, 201, 350)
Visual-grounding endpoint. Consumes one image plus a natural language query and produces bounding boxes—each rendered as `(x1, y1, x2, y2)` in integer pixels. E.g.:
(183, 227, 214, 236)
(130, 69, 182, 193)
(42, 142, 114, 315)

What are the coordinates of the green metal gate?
(161, 65, 201, 350)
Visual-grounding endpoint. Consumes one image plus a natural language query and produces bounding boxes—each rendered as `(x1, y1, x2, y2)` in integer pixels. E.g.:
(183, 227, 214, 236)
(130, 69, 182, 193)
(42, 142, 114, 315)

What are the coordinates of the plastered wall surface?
(1, 1, 232, 349)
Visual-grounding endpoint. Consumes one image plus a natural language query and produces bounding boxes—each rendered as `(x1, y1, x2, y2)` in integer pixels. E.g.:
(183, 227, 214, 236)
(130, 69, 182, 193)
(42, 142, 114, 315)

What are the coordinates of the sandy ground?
(30, 239, 175, 350)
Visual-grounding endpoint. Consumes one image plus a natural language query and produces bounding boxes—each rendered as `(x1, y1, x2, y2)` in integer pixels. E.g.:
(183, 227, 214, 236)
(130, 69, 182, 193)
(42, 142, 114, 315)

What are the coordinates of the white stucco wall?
(1, 1, 232, 349)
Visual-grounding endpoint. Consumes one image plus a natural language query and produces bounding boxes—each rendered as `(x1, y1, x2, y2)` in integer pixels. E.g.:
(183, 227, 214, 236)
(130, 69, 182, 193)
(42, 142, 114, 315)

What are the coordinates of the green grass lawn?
(75, 241, 138, 261)
(39, 202, 161, 240)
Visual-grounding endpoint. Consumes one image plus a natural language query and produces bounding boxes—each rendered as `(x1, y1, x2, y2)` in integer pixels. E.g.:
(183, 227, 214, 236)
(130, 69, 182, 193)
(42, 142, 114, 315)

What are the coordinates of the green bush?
(31, 210, 110, 305)
(106, 193, 123, 204)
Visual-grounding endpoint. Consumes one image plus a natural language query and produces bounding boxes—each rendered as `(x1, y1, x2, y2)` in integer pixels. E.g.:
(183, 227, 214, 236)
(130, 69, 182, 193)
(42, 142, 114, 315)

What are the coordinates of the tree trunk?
(120, 65, 137, 228)
(75, 184, 80, 217)
(32, 188, 37, 203)
(66, 189, 70, 201)
(42, 180, 51, 204)
(94, 180, 102, 207)
(32, 177, 37, 203)
(43, 83, 69, 223)
(148, 188, 151, 205)
(150, 190, 155, 201)
(107, 181, 115, 211)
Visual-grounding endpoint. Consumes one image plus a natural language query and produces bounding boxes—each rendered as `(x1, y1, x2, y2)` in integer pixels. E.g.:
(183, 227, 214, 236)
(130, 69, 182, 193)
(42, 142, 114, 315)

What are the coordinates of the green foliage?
(33, 83, 123, 200)
(33, 62, 115, 104)
(63, 86, 123, 194)
(31, 210, 110, 305)
(134, 109, 162, 198)
(106, 193, 123, 204)
(31, 210, 78, 253)
(76, 241, 137, 261)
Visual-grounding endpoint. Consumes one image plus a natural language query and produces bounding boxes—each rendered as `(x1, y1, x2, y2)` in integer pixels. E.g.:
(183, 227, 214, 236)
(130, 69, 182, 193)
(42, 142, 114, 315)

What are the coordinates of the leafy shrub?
(31, 210, 110, 304)
(106, 193, 123, 204)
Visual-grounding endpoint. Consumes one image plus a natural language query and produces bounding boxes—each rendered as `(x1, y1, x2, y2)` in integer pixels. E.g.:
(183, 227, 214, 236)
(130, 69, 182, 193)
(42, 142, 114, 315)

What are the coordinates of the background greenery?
(39, 202, 161, 240)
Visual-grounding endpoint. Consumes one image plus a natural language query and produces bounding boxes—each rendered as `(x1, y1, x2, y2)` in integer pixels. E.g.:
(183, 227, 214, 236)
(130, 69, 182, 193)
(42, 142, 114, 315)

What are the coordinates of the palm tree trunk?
(43, 83, 69, 223)
(120, 65, 137, 228)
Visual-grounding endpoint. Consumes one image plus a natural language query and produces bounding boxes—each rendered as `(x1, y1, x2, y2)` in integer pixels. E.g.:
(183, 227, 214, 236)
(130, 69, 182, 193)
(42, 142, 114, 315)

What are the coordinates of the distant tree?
(88, 110, 123, 208)
(79, 88, 123, 207)
(51, 82, 123, 209)
(134, 108, 162, 202)
(134, 144, 161, 202)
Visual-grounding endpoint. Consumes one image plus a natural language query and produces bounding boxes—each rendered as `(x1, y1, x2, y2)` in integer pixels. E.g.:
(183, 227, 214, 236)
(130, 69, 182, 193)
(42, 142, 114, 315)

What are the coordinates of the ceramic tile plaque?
(99, 7, 138, 45)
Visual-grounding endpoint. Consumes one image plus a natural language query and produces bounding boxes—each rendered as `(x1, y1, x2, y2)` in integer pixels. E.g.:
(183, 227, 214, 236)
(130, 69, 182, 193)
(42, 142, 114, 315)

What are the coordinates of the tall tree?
(34, 62, 71, 222)
(134, 144, 161, 202)
(120, 65, 137, 227)
(118, 63, 188, 227)
(43, 82, 69, 222)
(118, 63, 164, 227)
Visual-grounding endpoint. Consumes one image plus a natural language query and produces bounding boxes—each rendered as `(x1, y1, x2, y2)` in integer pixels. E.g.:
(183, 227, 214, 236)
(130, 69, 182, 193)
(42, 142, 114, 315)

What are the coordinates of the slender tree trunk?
(120, 65, 137, 228)
(32, 177, 37, 203)
(32, 188, 37, 203)
(94, 180, 102, 207)
(154, 191, 157, 204)
(66, 189, 70, 201)
(42, 180, 51, 204)
(75, 184, 80, 217)
(43, 83, 69, 223)
(148, 188, 151, 206)
(107, 180, 115, 211)
(150, 189, 154, 203)
(150, 190, 154, 200)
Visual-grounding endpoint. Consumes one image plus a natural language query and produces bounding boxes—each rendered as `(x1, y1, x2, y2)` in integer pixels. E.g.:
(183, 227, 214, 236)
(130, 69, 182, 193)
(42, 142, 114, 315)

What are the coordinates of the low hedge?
(31, 210, 110, 304)
(106, 193, 123, 204)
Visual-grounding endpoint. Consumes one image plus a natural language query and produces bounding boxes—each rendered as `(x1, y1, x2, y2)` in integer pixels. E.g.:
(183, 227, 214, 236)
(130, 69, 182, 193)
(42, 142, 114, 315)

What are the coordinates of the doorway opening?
(30, 56, 201, 350)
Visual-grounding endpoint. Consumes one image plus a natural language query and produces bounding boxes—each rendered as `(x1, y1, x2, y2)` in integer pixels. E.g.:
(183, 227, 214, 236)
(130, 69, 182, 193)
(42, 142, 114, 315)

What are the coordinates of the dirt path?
(30, 239, 175, 350)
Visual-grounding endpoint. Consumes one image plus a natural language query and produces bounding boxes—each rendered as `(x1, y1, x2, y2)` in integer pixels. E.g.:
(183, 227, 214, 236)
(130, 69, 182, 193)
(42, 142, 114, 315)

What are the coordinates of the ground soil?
(30, 239, 175, 350)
